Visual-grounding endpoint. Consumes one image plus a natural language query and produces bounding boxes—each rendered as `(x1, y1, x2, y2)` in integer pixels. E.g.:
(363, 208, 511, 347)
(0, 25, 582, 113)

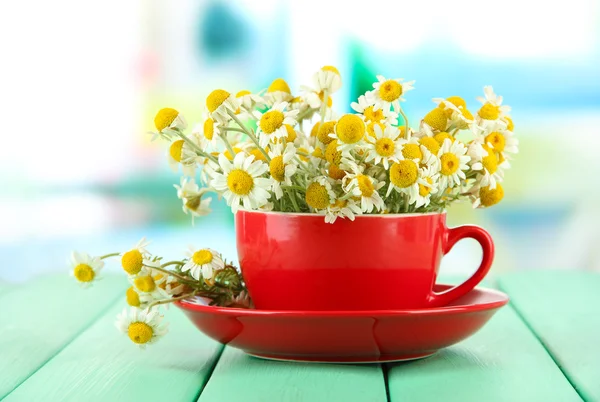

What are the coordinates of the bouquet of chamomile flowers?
(154, 66, 517, 224)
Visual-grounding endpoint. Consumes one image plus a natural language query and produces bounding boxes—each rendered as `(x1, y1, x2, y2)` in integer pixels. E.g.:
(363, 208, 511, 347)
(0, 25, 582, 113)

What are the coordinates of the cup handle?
(427, 225, 495, 307)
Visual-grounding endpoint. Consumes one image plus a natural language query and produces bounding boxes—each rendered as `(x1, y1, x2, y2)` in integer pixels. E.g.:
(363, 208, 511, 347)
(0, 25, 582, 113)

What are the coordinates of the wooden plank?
(0, 275, 126, 399)
(387, 305, 582, 401)
(3, 302, 224, 402)
(497, 271, 600, 402)
(198, 347, 387, 402)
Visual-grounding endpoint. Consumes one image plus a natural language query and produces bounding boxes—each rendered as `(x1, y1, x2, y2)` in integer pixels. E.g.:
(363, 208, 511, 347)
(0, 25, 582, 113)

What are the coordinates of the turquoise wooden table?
(1, 270, 598, 402)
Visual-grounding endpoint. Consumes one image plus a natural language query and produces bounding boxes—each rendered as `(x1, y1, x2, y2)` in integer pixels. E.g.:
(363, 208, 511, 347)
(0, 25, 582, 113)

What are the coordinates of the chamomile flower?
(437, 139, 470, 190)
(121, 238, 153, 276)
(115, 307, 168, 349)
(210, 153, 273, 212)
(470, 183, 505, 208)
(174, 177, 212, 221)
(343, 165, 385, 212)
(235, 90, 265, 115)
(364, 124, 403, 169)
(412, 166, 440, 209)
(432, 97, 475, 130)
(325, 198, 362, 224)
(476, 86, 511, 125)
(482, 126, 519, 156)
(386, 158, 429, 201)
(370, 75, 415, 112)
(255, 102, 299, 147)
(195, 115, 222, 149)
(332, 114, 366, 152)
(305, 176, 336, 212)
(130, 271, 170, 304)
(182, 247, 225, 281)
(313, 65, 342, 94)
(268, 143, 298, 200)
(206, 89, 239, 124)
(150, 108, 187, 140)
(167, 138, 197, 177)
(351, 93, 398, 125)
(70, 251, 104, 288)
(469, 142, 503, 190)
(422, 107, 449, 132)
(264, 78, 294, 105)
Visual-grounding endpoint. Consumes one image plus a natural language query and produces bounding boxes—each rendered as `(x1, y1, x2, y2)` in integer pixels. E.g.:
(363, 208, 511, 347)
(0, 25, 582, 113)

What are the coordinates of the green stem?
(100, 252, 120, 260)
(397, 105, 410, 140)
(286, 188, 300, 211)
(319, 90, 329, 125)
(223, 127, 246, 134)
(173, 130, 218, 164)
(295, 106, 316, 122)
(220, 133, 237, 158)
(160, 261, 185, 268)
(281, 185, 306, 192)
(150, 264, 190, 284)
(147, 292, 198, 310)
(227, 110, 270, 162)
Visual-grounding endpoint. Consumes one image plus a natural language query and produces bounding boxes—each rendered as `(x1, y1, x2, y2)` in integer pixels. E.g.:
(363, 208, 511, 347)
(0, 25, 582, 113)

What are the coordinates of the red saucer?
(177, 284, 508, 363)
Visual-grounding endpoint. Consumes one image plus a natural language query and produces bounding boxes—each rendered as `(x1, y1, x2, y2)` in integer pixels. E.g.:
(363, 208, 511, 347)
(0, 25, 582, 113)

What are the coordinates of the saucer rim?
(177, 285, 509, 317)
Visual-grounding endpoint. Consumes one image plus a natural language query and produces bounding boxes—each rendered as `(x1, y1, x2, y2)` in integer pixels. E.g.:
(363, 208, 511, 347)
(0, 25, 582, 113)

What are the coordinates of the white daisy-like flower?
(386, 156, 432, 202)
(370, 75, 415, 112)
(193, 115, 222, 150)
(264, 78, 294, 106)
(120, 237, 154, 276)
(331, 113, 366, 153)
(167, 138, 198, 177)
(115, 307, 168, 349)
(469, 141, 504, 190)
(236, 90, 265, 114)
(480, 124, 519, 157)
(437, 139, 470, 191)
(174, 177, 212, 221)
(255, 102, 299, 148)
(70, 251, 104, 288)
(149, 108, 187, 141)
(432, 98, 476, 130)
(325, 198, 362, 224)
(476, 86, 511, 125)
(364, 124, 403, 169)
(351, 92, 398, 125)
(343, 169, 385, 213)
(302, 85, 334, 110)
(411, 166, 440, 209)
(313, 65, 342, 94)
(182, 247, 225, 281)
(210, 153, 273, 212)
(469, 182, 505, 209)
(305, 176, 337, 212)
(206, 89, 239, 124)
(129, 260, 170, 303)
(268, 143, 298, 200)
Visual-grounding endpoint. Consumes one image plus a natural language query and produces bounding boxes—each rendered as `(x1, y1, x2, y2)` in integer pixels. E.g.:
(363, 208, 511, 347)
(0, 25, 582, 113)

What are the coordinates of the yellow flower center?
(192, 249, 213, 265)
(73, 263, 95, 282)
(402, 143, 422, 161)
(206, 89, 230, 113)
(247, 148, 267, 162)
(398, 126, 407, 139)
(122, 250, 144, 275)
(260, 110, 285, 134)
(480, 184, 504, 207)
(357, 175, 375, 197)
(366, 121, 385, 138)
(446, 96, 467, 109)
(485, 132, 506, 153)
(375, 137, 395, 157)
(434, 132, 453, 145)
(440, 153, 460, 175)
(169, 140, 185, 162)
(318, 91, 333, 107)
(419, 137, 440, 155)
(154, 108, 179, 132)
(134, 275, 156, 293)
(321, 65, 340, 75)
(311, 122, 321, 137)
(128, 322, 153, 344)
(204, 118, 215, 140)
(236, 90, 251, 98)
(423, 108, 448, 132)
(481, 144, 498, 174)
(227, 169, 254, 195)
(126, 287, 140, 307)
(318, 121, 336, 145)
(267, 78, 291, 94)
(223, 147, 242, 161)
(269, 156, 286, 182)
(328, 164, 346, 180)
(504, 116, 514, 131)
(419, 177, 434, 197)
(325, 140, 342, 166)
(185, 196, 201, 211)
(306, 182, 330, 210)
(461, 108, 474, 121)
(283, 124, 297, 142)
(312, 147, 325, 159)
(336, 114, 365, 144)
(379, 80, 402, 102)
(478, 103, 500, 120)
(363, 106, 384, 123)
(298, 147, 309, 162)
(390, 160, 418, 188)
(331, 198, 347, 209)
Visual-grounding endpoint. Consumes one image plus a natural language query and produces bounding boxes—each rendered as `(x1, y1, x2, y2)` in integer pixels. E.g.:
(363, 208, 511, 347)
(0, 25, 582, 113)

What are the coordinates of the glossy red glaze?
(235, 211, 494, 310)
(177, 285, 508, 363)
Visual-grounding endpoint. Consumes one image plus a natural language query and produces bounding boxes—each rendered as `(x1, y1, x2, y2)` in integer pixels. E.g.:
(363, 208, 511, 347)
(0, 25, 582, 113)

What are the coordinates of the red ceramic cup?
(236, 210, 494, 311)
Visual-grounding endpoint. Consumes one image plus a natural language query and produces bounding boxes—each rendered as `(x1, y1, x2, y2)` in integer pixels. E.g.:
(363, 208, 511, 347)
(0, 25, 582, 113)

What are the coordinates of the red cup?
(236, 210, 494, 311)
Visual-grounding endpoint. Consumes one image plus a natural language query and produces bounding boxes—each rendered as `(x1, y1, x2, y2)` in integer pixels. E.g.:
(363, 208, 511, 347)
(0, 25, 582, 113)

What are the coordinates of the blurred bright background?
(1, 0, 600, 282)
